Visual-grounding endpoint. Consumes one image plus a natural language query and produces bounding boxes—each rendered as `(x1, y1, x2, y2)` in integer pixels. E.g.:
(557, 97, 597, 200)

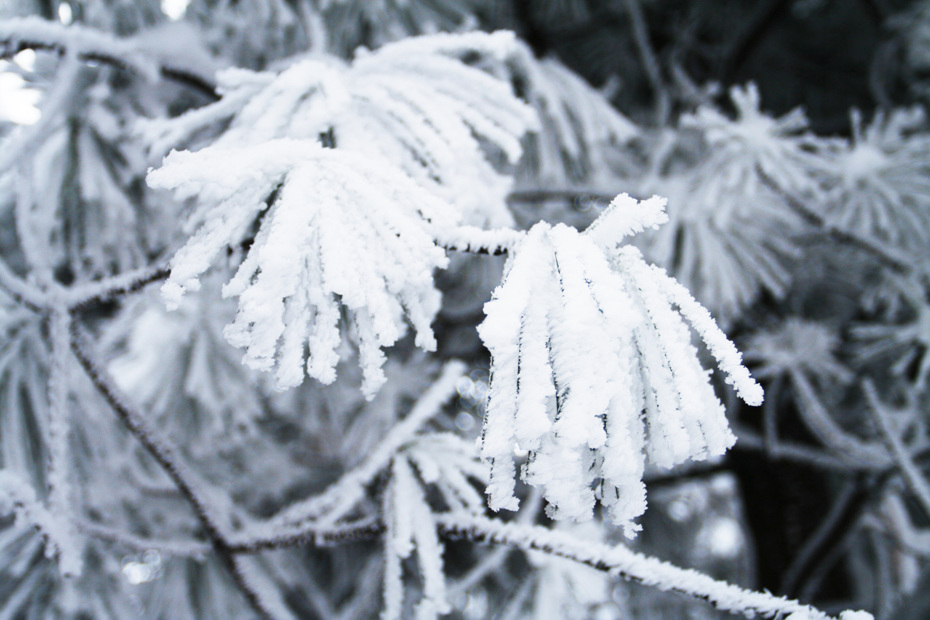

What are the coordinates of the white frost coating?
(384, 458, 450, 620)
(478, 196, 762, 533)
(146, 30, 537, 227)
(640, 256, 764, 406)
(435, 513, 872, 620)
(0, 17, 159, 81)
(146, 30, 543, 396)
(0, 469, 83, 577)
(45, 305, 81, 576)
(149, 140, 456, 395)
(583, 194, 668, 250)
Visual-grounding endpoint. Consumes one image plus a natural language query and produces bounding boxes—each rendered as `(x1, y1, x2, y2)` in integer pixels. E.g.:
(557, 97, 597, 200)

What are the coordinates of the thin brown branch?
(68, 323, 276, 618)
(66, 264, 169, 311)
(507, 188, 617, 205)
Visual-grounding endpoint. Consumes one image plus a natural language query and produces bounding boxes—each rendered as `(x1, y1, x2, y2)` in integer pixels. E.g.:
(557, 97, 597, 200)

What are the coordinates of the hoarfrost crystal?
(478, 194, 762, 534)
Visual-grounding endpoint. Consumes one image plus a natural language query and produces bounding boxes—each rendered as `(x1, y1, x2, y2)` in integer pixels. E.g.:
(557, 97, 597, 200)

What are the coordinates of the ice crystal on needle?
(478, 194, 762, 533)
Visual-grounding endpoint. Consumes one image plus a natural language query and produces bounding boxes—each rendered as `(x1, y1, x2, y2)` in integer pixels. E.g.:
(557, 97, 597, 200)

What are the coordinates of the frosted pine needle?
(478, 195, 762, 534)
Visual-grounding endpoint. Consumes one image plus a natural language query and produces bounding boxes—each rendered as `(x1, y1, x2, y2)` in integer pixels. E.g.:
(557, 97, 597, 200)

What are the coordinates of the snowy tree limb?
(0, 17, 218, 99)
(434, 513, 872, 619)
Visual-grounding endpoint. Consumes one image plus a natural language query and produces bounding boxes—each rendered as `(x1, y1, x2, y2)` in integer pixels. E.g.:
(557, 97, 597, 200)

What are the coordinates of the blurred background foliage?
(4, 0, 930, 618)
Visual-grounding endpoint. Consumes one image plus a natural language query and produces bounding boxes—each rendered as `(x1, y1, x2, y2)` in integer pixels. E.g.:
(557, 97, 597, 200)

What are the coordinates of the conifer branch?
(434, 513, 858, 619)
(0, 17, 218, 99)
(68, 323, 276, 618)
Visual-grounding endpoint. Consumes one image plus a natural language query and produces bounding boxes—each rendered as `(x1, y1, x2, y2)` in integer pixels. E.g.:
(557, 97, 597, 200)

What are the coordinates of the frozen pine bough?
(0, 16, 875, 620)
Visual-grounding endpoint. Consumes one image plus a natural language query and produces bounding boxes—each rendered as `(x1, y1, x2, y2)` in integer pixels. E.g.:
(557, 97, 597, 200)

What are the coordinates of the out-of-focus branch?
(69, 323, 279, 619)
(621, 0, 670, 125)
(865, 381, 930, 520)
(756, 167, 913, 274)
(0, 17, 218, 99)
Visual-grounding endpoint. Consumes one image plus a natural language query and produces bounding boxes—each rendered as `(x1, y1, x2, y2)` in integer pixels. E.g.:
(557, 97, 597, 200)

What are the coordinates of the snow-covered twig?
(507, 189, 618, 205)
(69, 324, 228, 540)
(45, 303, 77, 573)
(69, 323, 279, 618)
(64, 264, 170, 311)
(227, 517, 384, 553)
(432, 225, 524, 255)
(0, 17, 217, 98)
(435, 513, 873, 619)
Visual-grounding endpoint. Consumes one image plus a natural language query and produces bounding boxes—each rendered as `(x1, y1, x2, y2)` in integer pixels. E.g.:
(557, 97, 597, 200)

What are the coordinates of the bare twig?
(621, 0, 670, 125)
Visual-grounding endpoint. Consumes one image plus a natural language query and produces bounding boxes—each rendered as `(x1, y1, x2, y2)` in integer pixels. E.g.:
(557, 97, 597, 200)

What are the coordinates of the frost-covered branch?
(0, 17, 217, 98)
(432, 225, 524, 255)
(64, 264, 170, 311)
(435, 513, 872, 620)
(227, 518, 385, 553)
(507, 188, 618, 205)
(69, 324, 229, 541)
(69, 323, 278, 618)
(45, 303, 77, 571)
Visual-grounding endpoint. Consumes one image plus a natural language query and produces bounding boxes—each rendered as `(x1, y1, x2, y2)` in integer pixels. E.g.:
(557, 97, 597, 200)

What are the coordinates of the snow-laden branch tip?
(478, 194, 762, 534)
(143, 30, 537, 227)
(149, 140, 458, 396)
